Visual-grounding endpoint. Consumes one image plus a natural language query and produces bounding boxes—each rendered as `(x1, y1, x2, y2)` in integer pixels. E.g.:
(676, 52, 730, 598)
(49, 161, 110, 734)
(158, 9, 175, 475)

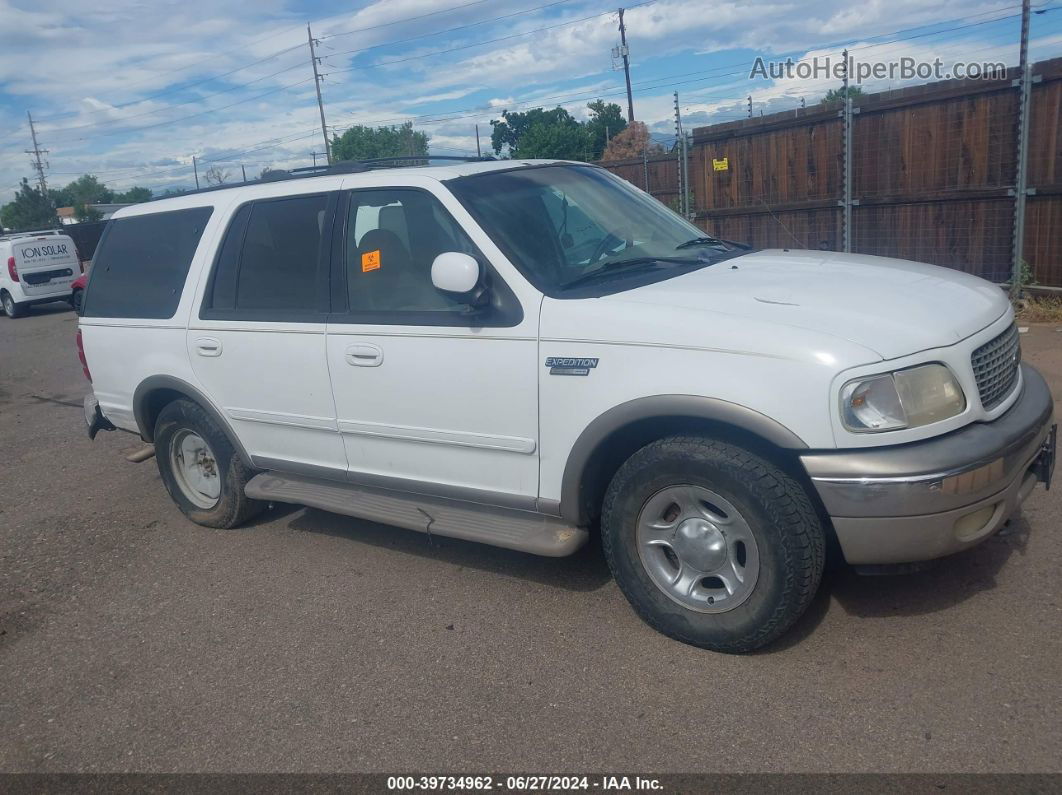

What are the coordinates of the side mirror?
(431, 252, 489, 307)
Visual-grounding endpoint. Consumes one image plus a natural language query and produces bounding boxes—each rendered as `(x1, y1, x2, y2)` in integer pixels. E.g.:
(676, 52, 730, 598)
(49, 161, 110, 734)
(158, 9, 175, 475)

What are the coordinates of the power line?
(40, 61, 307, 138)
(325, 0, 578, 58)
(33, 43, 308, 125)
(49, 77, 314, 145)
(33, 0, 588, 142)
(320, 0, 494, 40)
(29, 0, 502, 125)
(21, 2, 1039, 189)
(325, 0, 659, 76)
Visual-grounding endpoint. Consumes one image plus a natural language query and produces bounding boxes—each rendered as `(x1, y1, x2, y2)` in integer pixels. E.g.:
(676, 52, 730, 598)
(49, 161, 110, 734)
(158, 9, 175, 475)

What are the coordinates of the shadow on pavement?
(285, 506, 613, 593)
(274, 499, 1030, 638)
(827, 514, 1029, 619)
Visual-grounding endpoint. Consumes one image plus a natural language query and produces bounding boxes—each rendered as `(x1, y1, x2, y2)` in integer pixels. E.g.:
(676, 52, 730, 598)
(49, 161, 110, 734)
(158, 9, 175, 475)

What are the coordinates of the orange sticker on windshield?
(361, 250, 381, 272)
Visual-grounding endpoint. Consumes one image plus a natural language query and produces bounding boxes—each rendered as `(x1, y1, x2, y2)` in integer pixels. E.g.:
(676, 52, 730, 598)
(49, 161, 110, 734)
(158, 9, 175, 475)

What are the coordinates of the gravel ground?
(1, 303, 1059, 773)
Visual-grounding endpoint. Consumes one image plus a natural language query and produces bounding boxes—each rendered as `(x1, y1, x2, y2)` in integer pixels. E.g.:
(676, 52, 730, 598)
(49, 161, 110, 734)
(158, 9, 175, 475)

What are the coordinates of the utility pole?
(475, 124, 481, 157)
(308, 24, 331, 165)
(746, 95, 752, 118)
(241, 164, 247, 183)
(25, 111, 49, 196)
(617, 8, 635, 121)
(1011, 0, 1033, 297)
(192, 155, 200, 190)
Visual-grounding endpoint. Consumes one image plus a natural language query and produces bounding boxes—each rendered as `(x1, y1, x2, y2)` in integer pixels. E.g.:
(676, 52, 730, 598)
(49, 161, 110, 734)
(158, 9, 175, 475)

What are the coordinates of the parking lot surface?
(1, 304, 1060, 773)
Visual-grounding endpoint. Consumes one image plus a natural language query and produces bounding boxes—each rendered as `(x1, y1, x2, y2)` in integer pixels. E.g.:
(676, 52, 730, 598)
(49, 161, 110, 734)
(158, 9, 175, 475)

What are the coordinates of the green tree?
(1, 178, 58, 232)
(822, 84, 865, 104)
(516, 121, 590, 160)
(584, 100, 627, 160)
(74, 203, 103, 222)
(113, 186, 152, 203)
(490, 107, 583, 158)
(52, 174, 113, 208)
(331, 121, 429, 161)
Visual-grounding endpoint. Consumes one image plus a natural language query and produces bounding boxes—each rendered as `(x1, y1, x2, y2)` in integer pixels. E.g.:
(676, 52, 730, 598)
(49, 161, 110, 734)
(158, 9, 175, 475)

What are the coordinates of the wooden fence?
(600, 57, 1062, 288)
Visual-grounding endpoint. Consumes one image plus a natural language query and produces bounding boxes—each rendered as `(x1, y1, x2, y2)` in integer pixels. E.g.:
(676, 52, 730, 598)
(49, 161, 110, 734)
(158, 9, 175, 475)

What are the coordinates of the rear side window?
(82, 207, 212, 319)
(202, 193, 332, 320)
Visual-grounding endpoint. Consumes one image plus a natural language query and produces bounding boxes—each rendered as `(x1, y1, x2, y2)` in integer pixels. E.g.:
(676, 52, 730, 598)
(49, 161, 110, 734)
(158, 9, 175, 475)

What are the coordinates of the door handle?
(345, 343, 383, 367)
(195, 337, 223, 357)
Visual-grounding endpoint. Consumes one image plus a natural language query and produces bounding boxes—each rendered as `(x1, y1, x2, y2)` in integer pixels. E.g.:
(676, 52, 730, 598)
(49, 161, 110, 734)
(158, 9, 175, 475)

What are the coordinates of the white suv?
(79, 159, 1056, 652)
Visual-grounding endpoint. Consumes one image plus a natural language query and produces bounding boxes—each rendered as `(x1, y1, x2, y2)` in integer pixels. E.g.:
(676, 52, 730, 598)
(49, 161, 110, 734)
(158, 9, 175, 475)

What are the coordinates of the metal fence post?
(643, 147, 650, 192)
(1010, 0, 1033, 296)
(841, 95, 853, 253)
(1011, 62, 1033, 297)
(681, 132, 691, 220)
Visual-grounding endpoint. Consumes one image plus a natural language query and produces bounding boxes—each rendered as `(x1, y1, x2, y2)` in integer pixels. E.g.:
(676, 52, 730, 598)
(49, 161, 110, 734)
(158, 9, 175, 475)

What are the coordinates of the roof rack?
(158, 155, 497, 199)
(0, 228, 64, 241)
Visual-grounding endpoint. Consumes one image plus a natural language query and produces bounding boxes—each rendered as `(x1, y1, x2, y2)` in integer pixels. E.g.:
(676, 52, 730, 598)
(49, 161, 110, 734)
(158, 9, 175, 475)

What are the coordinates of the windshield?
(448, 165, 747, 295)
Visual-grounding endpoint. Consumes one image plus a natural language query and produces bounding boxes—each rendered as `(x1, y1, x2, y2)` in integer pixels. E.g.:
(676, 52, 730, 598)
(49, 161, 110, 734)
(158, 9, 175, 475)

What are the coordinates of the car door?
(188, 190, 348, 474)
(325, 183, 539, 506)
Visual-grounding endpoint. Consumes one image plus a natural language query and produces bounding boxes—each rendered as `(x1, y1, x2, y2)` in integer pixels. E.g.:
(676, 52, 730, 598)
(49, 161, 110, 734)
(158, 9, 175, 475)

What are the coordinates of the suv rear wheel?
(601, 435, 824, 653)
(154, 399, 265, 528)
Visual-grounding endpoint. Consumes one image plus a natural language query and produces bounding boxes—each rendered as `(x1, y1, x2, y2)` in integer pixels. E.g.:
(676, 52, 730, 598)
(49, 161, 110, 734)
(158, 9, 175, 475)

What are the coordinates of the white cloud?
(0, 0, 1045, 200)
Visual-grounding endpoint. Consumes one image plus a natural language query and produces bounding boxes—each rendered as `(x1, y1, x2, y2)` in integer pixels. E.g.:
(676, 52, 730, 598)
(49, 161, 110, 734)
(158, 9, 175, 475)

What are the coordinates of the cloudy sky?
(0, 0, 1059, 199)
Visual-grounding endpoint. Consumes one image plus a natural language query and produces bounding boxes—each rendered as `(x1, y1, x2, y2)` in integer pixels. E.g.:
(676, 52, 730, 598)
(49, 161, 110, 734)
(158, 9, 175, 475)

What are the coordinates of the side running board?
(245, 472, 588, 557)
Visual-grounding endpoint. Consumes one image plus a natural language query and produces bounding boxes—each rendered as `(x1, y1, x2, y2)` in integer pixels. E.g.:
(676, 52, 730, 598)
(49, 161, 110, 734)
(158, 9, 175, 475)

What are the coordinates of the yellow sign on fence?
(712, 157, 729, 172)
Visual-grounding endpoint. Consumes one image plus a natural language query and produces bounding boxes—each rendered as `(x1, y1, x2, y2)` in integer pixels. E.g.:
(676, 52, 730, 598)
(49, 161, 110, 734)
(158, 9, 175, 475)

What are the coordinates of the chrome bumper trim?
(802, 364, 1054, 518)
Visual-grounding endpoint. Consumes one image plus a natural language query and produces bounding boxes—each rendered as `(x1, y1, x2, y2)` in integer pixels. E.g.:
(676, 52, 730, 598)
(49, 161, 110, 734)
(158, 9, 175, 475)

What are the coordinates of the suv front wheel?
(154, 399, 265, 528)
(601, 436, 825, 653)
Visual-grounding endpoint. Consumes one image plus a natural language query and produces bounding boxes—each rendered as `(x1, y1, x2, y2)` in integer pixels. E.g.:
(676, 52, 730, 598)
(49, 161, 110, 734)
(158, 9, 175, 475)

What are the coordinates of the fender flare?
(558, 394, 809, 523)
(132, 375, 253, 468)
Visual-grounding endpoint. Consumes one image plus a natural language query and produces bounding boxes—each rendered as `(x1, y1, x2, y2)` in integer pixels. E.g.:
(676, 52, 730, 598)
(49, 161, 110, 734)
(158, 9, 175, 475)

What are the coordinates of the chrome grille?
(971, 324, 1021, 410)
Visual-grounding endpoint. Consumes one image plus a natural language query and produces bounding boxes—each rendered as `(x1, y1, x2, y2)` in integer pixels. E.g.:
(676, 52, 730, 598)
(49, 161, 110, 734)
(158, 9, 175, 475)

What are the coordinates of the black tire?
(2, 291, 26, 318)
(71, 288, 83, 314)
(154, 398, 265, 528)
(601, 435, 824, 653)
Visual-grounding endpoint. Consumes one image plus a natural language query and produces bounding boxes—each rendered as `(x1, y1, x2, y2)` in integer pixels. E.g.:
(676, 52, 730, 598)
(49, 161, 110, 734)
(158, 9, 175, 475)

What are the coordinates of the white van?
(0, 229, 81, 318)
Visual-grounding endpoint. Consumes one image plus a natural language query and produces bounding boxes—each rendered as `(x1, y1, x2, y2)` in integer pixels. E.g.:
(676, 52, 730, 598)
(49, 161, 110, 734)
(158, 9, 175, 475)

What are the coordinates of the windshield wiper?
(676, 236, 752, 251)
(561, 256, 701, 289)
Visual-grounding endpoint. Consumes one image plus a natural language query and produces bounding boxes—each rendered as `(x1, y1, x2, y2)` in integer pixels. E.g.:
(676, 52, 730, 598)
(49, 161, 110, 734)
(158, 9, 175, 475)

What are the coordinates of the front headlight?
(840, 363, 966, 433)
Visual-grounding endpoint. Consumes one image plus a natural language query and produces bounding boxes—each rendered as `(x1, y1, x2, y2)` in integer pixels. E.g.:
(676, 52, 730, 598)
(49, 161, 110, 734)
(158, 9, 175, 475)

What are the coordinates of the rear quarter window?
(82, 206, 213, 319)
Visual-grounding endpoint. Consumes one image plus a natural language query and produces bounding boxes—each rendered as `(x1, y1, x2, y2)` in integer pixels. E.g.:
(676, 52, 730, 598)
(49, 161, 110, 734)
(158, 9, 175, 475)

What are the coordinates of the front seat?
(353, 228, 421, 311)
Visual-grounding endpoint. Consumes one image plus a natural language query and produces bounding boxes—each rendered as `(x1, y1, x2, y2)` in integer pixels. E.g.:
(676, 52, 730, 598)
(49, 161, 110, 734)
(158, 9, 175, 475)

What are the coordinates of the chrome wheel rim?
(636, 485, 760, 613)
(169, 429, 221, 509)
(2, 294, 12, 316)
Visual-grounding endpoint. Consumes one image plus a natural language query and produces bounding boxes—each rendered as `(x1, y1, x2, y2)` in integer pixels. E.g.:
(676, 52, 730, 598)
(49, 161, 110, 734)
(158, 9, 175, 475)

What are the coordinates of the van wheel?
(71, 289, 84, 313)
(2, 292, 26, 318)
(154, 399, 265, 528)
(601, 436, 824, 653)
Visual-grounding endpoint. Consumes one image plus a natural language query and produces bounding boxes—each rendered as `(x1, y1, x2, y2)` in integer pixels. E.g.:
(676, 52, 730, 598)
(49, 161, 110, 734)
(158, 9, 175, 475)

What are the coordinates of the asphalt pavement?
(1, 303, 1059, 773)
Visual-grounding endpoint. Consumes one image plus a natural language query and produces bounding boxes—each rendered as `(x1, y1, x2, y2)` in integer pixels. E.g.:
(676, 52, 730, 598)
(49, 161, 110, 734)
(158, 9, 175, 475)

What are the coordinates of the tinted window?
(236, 194, 329, 312)
(204, 203, 251, 312)
(82, 207, 212, 319)
(344, 189, 477, 314)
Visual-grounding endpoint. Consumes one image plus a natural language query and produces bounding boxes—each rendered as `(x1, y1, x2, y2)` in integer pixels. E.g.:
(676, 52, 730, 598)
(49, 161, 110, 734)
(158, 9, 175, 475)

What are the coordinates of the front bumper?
(802, 364, 1056, 564)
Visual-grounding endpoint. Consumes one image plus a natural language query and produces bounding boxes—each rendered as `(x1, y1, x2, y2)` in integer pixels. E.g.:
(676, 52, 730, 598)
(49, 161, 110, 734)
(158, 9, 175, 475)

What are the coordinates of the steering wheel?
(589, 232, 626, 264)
